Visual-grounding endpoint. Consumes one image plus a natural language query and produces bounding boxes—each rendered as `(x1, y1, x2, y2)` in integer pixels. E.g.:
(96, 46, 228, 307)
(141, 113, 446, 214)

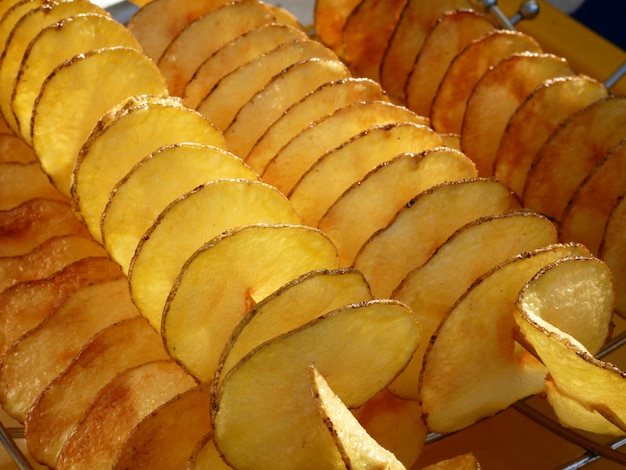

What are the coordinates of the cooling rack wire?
(1, 0, 625, 468)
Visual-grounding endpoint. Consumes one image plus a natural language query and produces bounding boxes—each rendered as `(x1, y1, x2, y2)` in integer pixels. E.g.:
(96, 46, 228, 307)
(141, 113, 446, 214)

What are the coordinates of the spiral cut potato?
(0, 0, 623, 468)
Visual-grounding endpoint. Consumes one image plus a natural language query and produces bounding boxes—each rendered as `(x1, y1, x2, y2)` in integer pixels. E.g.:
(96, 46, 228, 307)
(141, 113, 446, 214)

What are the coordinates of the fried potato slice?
(183, 22, 307, 109)
(126, 0, 229, 61)
(262, 100, 428, 195)
(0, 256, 122, 356)
(523, 95, 626, 221)
(0, 278, 140, 422)
(102, 143, 255, 273)
(0, 198, 88, 257)
(379, 0, 472, 102)
(514, 257, 619, 435)
(600, 196, 626, 315)
(216, 268, 373, 387)
(0, 234, 106, 292)
(0, 132, 36, 163)
(212, 300, 419, 469)
(0, 161, 67, 209)
(309, 366, 406, 470)
(114, 382, 212, 469)
(461, 53, 574, 176)
(313, 0, 361, 53)
(12, 12, 143, 144)
(289, 122, 442, 226)
(560, 139, 626, 254)
(129, 180, 300, 333)
(197, 37, 339, 131)
(25, 316, 169, 468)
(225, 58, 350, 158)
(430, 29, 542, 135)
(187, 435, 232, 470)
(72, 95, 224, 242)
(420, 243, 591, 433)
(32, 47, 168, 196)
(0, 1, 109, 134)
(340, 0, 406, 82)
(494, 75, 609, 197)
(319, 148, 477, 266)
(157, 0, 275, 97)
(391, 211, 558, 398)
(405, 9, 495, 117)
(353, 178, 520, 298)
(246, 77, 385, 174)
(163, 223, 339, 382)
(56, 360, 197, 469)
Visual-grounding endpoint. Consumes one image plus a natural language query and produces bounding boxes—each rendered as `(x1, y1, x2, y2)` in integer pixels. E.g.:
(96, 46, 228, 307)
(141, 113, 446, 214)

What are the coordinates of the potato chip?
(32, 47, 168, 196)
(353, 178, 521, 298)
(157, 0, 275, 97)
(262, 100, 428, 195)
(162, 224, 339, 382)
(12, 12, 143, 144)
(25, 316, 169, 468)
(379, 0, 472, 102)
(289, 121, 442, 226)
(430, 29, 542, 135)
(461, 52, 574, 176)
(183, 22, 307, 109)
(0, 161, 67, 209)
(523, 95, 626, 221)
(246, 77, 385, 174)
(600, 196, 626, 315)
(225, 58, 350, 158)
(494, 75, 609, 197)
(313, 0, 361, 53)
(405, 9, 495, 117)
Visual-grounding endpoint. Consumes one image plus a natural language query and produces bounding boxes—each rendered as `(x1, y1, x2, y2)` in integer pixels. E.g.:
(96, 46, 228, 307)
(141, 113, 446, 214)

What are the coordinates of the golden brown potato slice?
(212, 300, 419, 469)
(494, 75, 609, 197)
(523, 95, 626, 221)
(289, 122, 442, 226)
(32, 47, 168, 196)
(0, 1, 108, 133)
(0, 161, 67, 209)
(600, 196, 626, 315)
(102, 143, 256, 273)
(157, 0, 275, 97)
(12, 12, 143, 144)
(319, 148, 477, 266)
(56, 360, 197, 469)
(0, 198, 88, 257)
(308, 366, 406, 469)
(163, 223, 339, 382)
(126, 0, 229, 61)
(514, 256, 619, 435)
(113, 382, 212, 469)
(225, 58, 350, 158)
(0, 132, 36, 163)
(0, 256, 122, 356)
(353, 178, 520, 298)
(405, 9, 495, 117)
(0, 278, 140, 422)
(0, 234, 107, 292)
(461, 52, 575, 176)
(430, 29, 542, 135)
(186, 435, 232, 470)
(72, 95, 225, 243)
(216, 268, 373, 387)
(340, 0, 406, 82)
(390, 211, 558, 398)
(262, 100, 428, 195)
(420, 243, 592, 434)
(129, 180, 300, 334)
(560, 139, 626, 254)
(183, 22, 308, 109)
(197, 37, 339, 131)
(0, 0, 55, 65)
(379, 0, 472, 102)
(25, 316, 169, 468)
(313, 0, 361, 53)
(246, 77, 385, 174)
